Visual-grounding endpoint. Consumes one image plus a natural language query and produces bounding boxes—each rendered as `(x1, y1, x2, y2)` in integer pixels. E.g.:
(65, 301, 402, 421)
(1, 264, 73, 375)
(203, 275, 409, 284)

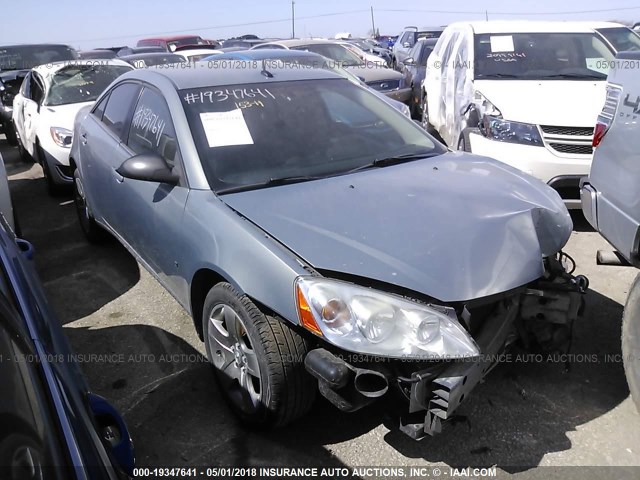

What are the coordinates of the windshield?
(180, 79, 444, 193)
(0, 45, 77, 71)
(291, 44, 364, 66)
(597, 27, 640, 52)
(46, 64, 131, 106)
(474, 32, 615, 80)
(417, 30, 442, 40)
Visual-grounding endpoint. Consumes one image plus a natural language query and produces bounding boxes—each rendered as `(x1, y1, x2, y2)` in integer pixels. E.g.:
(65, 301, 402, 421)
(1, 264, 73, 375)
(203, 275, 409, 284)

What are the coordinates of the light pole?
(370, 6, 376, 37)
(292, 1, 296, 39)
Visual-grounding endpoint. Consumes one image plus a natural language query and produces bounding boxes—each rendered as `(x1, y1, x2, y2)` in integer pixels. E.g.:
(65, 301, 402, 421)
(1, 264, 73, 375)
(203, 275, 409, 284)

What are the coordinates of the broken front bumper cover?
(304, 257, 587, 440)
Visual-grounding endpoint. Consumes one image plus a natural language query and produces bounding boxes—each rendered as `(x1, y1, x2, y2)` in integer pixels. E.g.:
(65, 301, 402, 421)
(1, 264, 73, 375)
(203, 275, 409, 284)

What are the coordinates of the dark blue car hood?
(222, 152, 572, 302)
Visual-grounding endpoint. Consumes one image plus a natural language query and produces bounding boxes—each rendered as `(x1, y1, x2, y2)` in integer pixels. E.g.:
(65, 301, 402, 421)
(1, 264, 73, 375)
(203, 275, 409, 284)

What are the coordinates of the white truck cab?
(423, 21, 618, 208)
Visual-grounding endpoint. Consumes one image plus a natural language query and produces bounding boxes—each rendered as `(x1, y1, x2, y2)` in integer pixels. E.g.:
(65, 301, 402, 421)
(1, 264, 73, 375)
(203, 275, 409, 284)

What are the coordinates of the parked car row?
(3, 17, 640, 461)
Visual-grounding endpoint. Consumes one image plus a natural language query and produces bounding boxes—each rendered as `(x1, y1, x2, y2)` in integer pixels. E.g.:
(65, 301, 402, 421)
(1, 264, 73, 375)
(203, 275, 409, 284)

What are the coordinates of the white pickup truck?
(581, 50, 640, 412)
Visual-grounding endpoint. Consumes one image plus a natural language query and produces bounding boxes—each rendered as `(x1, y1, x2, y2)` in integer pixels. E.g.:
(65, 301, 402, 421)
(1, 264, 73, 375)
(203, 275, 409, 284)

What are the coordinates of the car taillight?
(593, 84, 622, 148)
(592, 122, 607, 148)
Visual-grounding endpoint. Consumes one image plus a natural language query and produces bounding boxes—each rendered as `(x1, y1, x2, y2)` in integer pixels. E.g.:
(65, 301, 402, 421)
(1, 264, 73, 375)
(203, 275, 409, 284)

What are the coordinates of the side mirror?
(116, 153, 179, 185)
(404, 57, 416, 65)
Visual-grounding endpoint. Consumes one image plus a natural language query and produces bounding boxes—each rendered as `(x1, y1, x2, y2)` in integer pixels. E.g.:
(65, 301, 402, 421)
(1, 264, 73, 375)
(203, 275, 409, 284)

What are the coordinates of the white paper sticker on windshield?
(200, 109, 254, 148)
(490, 36, 514, 53)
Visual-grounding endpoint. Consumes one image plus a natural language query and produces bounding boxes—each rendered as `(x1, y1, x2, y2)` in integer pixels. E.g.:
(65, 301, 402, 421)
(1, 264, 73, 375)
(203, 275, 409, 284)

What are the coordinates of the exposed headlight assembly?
(295, 277, 479, 360)
(50, 127, 73, 148)
(475, 91, 543, 146)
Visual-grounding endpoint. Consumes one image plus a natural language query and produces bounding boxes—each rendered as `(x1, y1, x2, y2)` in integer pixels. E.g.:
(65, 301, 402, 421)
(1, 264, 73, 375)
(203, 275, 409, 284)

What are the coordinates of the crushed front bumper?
(305, 256, 587, 440)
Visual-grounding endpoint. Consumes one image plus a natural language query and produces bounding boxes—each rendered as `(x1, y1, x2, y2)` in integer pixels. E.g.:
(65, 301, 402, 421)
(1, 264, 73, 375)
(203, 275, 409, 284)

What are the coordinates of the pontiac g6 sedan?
(70, 65, 586, 439)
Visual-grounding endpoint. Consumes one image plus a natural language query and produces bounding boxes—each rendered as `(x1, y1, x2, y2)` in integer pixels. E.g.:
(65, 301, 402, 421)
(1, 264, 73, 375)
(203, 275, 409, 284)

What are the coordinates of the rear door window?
(102, 82, 141, 139)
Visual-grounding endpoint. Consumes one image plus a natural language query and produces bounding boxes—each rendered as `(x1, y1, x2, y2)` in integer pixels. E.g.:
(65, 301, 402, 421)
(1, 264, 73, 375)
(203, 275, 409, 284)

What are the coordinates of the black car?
(0, 44, 78, 145)
(401, 38, 437, 118)
(0, 169, 134, 478)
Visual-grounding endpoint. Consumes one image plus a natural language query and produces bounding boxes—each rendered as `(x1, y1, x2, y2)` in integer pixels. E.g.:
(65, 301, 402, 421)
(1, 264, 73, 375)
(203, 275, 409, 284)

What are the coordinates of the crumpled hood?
(222, 152, 572, 302)
(474, 79, 606, 126)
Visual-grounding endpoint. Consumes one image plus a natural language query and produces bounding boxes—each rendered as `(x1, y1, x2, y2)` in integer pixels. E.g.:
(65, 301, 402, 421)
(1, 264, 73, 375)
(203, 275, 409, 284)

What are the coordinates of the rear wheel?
(202, 282, 316, 427)
(3, 121, 18, 146)
(457, 128, 474, 152)
(622, 273, 640, 413)
(73, 169, 105, 243)
(16, 136, 31, 163)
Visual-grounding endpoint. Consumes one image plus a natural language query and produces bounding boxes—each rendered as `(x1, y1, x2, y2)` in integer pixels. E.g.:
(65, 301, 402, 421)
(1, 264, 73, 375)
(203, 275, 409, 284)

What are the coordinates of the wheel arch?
(190, 266, 243, 340)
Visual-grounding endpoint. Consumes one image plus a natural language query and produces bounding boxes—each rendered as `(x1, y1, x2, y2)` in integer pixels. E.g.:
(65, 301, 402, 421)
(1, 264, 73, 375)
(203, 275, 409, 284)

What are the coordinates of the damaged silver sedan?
(70, 64, 587, 439)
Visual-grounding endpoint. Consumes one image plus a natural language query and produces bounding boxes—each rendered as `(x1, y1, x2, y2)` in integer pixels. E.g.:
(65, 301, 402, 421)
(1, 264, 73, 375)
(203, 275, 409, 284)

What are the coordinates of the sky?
(2, 0, 640, 50)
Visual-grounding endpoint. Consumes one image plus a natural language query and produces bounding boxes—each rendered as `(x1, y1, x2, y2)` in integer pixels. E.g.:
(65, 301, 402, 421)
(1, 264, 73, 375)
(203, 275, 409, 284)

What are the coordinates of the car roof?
(0, 43, 74, 49)
(458, 20, 625, 34)
(32, 58, 132, 77)
(119, 53, 183, 61)
(176, 48, 222, 55)
(215, 49, 324, 60)
(139, 35, 202, 42)
(262, 39, 341, 47)
(118, 64, 343, 90)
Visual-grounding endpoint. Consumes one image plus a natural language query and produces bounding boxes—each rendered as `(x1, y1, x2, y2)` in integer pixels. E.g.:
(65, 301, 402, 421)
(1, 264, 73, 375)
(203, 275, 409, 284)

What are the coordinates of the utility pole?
(370, 6, 376, 38)
(292, 1, 296, 39)
(485, 10, 489, 21)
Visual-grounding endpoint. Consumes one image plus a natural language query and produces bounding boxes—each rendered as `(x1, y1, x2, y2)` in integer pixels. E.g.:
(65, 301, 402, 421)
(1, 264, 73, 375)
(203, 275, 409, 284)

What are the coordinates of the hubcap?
(207, 304, 261, 413)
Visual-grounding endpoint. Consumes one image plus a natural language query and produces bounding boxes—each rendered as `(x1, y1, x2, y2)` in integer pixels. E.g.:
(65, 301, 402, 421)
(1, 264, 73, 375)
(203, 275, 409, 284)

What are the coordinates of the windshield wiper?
(541, 73, 605, 80)
(347, 152, 440, 173)
(475, 73, 521, 79)
(216, 175, 321, 195)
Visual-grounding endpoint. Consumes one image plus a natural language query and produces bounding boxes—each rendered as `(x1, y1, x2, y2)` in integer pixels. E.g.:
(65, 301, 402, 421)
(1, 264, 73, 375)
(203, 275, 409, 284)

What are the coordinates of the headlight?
(295, 277, 479, 360)
(474, 91, 542, 146)
(50, 127, 73, 148)
(481, 116, 543, 146)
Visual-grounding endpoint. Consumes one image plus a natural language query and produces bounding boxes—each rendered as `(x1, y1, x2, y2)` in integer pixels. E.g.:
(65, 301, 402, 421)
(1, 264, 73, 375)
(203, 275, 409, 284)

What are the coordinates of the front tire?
(622, 273, 640, 413)
(202, 283, 316, 427)
(37, 144, 63, 196)
(73, 169, 105, 243)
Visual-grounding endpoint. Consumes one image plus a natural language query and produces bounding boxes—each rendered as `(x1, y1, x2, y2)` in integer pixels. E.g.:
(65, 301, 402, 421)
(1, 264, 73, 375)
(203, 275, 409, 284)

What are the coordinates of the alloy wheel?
(207, 303, 262, 414)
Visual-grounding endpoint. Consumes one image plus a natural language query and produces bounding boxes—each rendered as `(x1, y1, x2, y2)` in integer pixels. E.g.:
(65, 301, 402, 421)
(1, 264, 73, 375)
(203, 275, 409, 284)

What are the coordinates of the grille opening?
(549, 143, 593, 155)
(541, 125, 594, 136)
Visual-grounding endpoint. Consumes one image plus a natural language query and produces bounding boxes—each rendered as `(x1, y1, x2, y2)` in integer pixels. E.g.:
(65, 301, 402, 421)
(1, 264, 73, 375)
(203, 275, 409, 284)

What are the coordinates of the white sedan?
(12, 59, 133, 194)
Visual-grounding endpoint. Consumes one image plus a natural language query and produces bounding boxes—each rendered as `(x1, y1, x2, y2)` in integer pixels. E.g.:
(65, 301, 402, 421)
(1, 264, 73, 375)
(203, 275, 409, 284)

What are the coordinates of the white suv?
(422, 21, 617, 208)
